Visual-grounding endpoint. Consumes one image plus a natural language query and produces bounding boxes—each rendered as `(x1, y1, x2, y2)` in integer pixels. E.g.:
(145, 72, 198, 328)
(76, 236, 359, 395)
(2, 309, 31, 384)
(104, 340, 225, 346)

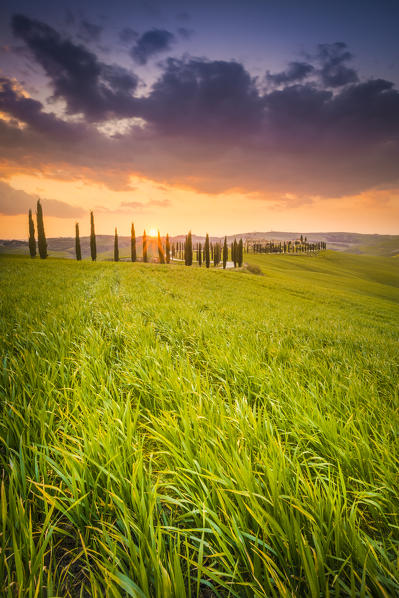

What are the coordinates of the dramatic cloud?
(266, 61, 314, 86)
(1, 15, 399, 200)
(0, 77, 86, 139)
(130, 29, 175, 65)
(316, 42, 358, 88)
(142, 58, 263, 138)
(0, 180, 85, 217)
(11, 14, 139, 121)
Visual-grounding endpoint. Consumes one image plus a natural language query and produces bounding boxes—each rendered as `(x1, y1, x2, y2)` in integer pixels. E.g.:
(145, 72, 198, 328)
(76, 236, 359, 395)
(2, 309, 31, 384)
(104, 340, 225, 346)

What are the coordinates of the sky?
(0, 0, 399, 239)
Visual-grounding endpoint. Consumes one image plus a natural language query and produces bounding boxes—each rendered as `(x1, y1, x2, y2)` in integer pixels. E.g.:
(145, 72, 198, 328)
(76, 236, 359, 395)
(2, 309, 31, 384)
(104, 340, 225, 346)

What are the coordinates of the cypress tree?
(158, 230, 165, 263)
(198, 242, 202, 266)
(214, 243, 219, 267)
(223, 236, 228, 269)
(114, 227, 119, 261)
(204, 234, 210, 268)
(143, 230, 148, 262)
(75, 222, 82, 261)
(185, 231, 193, 266)
(90, 211, 96, 261)
(28, 209, 36, 258)
(238, 239, 243, 267)
(36, 199, 47, 259)
(231, 242, 235, 264)
(165, 233, 170, 263)
(233, 239, 237, 267)
(131, 222, 136, 262)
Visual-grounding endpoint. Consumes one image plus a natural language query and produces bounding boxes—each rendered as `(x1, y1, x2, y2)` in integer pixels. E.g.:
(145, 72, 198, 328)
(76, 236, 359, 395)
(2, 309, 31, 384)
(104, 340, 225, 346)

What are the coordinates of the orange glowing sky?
(1, 172, 398, 240)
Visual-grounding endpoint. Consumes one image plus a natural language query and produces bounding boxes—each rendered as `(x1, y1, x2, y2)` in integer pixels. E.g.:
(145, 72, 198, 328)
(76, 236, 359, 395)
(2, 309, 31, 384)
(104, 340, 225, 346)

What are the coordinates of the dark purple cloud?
(316, 42, 358, 88)
(266, 61, 315, 86)
(142, 58, 263, 138)
(11, 14, 139, 121)
(130, 29, 175, 65)
(0, 77, 85, 139)
(1, 15, 399, 200)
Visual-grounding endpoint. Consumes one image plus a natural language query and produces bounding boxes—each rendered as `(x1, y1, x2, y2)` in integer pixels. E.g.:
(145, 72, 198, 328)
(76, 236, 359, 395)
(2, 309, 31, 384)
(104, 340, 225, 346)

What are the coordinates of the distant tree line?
(27, 206, 325, 264)
(249, 236, 326, 254)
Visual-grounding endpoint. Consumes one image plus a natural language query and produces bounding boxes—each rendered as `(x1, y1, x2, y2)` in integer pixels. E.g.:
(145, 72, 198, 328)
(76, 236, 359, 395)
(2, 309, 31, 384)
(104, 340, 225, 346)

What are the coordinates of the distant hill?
(1, 232, 398, 258)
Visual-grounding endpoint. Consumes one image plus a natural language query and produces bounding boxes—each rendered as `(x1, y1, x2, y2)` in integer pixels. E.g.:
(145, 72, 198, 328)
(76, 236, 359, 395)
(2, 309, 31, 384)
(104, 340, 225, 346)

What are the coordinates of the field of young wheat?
(1, 252, 398, 597)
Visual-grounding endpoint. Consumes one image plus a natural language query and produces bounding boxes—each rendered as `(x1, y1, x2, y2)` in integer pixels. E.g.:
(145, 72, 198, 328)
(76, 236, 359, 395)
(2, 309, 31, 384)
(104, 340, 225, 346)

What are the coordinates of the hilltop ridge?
(1, 231, 398, 258)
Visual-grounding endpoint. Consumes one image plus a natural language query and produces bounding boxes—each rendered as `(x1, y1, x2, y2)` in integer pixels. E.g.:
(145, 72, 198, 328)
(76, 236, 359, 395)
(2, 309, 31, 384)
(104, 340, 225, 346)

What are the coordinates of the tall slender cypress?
(198, 242, 202, 266)
(36, 199, 47, 259)
(75, 222, 81, 261)
(185, 231, 193, 266)
(233, 239, 238, 267)
(114, 228, 119, 261)
(157, 230, 165, 263)
(204, 234, 210, 268)
(90, 211, 96, 261)
(143, 230, 148, 262)
(131, 222, 136, 262)
(238, 238, 243, 267)
(231, 242, 235, 264)
(165, 233, 170, 263)
(28, 209, 36, 258)
(223, 236, 228, 269)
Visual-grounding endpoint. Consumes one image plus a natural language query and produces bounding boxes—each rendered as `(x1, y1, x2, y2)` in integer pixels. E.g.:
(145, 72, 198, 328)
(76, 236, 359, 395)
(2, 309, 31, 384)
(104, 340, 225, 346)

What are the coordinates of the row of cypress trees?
(250, 239, 326, 253)
(182, 233, 243, 268)
(29, 205, 242, 267)
(79, 213, 244, 267)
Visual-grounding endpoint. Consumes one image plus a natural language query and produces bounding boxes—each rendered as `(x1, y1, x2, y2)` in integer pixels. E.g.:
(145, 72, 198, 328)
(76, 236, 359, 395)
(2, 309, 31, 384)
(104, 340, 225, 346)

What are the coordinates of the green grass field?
(1, 252, 398, 597)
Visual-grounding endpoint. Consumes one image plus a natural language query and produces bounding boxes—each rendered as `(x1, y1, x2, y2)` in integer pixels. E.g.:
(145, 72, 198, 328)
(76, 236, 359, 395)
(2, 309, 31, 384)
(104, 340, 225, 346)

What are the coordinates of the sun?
(148, 227, 157, 237)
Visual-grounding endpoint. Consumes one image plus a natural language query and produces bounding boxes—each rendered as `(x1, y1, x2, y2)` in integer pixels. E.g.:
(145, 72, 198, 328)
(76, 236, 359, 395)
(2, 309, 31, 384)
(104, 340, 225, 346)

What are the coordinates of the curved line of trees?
(249, 237, 327, 253)
(27, 205, 325, 264)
